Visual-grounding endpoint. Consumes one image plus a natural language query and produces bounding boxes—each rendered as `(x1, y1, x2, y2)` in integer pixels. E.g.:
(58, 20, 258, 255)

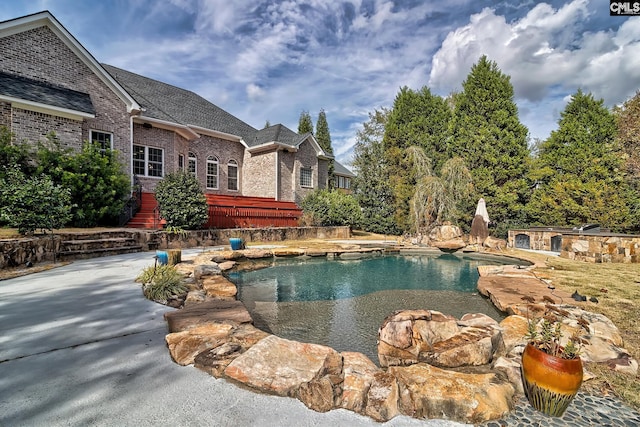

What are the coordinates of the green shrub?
(136, 264, 188, 302)
(301, 189, 363, 228)
(35, 137, 130, 227)
(0, 167, 72, 234)
(155, 172, 208, 229)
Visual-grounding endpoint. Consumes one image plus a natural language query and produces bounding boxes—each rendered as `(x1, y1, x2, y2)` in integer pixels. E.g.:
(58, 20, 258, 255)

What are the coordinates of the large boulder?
(390, 363, 514, 423)
(224, 335, 344, 412)
(201, 275, 237, 300)
(164, 300, 252, 332)
(378, 310, 505, 368)
(165, 322, 235, 365)
(194, 323, 270, 377)
(429, 223, 462, 241)
(340, 352, 381, 414)
(364, 371, 401, 422)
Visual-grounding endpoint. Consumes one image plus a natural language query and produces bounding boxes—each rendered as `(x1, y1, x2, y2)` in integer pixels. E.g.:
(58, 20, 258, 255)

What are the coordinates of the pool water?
(230, 253, 522, 363)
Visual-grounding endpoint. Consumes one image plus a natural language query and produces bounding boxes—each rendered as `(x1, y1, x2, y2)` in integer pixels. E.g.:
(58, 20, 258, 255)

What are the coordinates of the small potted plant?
(520, 296, 588, 417)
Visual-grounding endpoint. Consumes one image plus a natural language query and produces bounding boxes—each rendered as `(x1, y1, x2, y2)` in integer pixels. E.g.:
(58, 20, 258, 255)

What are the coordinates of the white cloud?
(429, 1, 640, 105)
(246, 83, 266, 101)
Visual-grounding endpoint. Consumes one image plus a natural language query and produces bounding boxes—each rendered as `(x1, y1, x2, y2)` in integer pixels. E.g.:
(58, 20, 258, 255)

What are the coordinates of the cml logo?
(610, 1, 640, 15)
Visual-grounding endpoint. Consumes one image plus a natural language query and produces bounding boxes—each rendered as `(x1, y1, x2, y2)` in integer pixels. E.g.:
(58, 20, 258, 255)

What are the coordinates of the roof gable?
(103, 64, 258, 142)
(0, 11, 140, 114)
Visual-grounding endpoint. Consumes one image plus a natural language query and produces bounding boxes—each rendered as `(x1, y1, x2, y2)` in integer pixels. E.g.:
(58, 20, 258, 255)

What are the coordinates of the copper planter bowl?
(521, 343, 583, 417)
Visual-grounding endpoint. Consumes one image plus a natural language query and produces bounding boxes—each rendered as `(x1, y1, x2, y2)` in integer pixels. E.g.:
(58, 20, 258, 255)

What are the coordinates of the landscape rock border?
(160, 246, 637, 424)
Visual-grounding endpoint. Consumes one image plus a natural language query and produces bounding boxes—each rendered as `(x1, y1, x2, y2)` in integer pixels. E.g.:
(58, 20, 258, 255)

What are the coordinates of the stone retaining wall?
(0, 226, 351, 269)
(508, 229, 640, 263)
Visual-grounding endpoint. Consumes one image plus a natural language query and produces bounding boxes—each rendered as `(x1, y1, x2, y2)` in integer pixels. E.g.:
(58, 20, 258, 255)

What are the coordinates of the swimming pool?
(230, 253, 524, 363)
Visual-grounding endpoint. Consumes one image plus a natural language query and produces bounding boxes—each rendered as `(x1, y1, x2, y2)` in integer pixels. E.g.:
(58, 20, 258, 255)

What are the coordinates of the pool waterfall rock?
(161, 246, 637, 424)
(377, 310, 505, 368)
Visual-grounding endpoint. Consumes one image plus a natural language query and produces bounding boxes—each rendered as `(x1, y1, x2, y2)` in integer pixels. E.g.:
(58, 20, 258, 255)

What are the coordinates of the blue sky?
(2, 1, 639, 166)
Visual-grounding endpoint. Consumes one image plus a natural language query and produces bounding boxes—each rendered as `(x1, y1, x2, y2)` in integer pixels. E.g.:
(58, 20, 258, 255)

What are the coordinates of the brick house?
(0, 11, 335, 228)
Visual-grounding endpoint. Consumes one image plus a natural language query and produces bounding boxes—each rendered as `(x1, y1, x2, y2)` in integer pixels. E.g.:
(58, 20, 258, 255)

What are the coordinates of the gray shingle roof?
(102, 64, 261, 142)
(0, 71, 95, 114)
(252, 124, 309, 147)
(334, 160, 355, 177)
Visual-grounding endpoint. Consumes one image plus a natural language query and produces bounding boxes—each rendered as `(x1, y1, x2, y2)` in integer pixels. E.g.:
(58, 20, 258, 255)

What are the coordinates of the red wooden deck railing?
(128, 193, 302, 229)
(205, 194, 302, 228)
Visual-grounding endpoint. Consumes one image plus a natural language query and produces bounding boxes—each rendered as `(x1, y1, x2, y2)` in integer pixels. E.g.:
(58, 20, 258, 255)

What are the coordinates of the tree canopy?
(448, 55, 531, 233)
(527, 90, 632, 230)
(383, 86, 452, 230)
(352, 109, 400, 235)
(297, 110, 313, 134)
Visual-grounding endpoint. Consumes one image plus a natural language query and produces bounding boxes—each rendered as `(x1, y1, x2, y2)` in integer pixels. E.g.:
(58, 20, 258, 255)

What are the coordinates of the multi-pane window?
(300, 167, 313, 188)
(206, 156, 219, 189)
(337, 176, 352, 189)
(178, 154, 184, 171)
(133, 145, 163, 177)
(228, 159, 238, 191)
(90, 130, 112, 152)
(188, 152, 197, 175)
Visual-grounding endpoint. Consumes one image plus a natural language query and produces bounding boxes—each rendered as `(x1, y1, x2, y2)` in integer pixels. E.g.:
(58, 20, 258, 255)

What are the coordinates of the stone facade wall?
(243, 150, 276, 199)
(560, 234, 640, 263)
(157, 226, 351, 249)
(0, 236, 61, 268)
(508, 229, 640, 263)
(508, 229, 563, 252)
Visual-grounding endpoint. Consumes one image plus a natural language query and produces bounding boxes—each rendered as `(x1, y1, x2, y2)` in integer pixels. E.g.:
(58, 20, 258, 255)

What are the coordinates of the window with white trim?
(133, 145, 163, 177)
(188, 152, 197, 175)
(90, 130, 112, 153)
(178, 154, 184, 171)
(206, 156, 219, 189)
(300, 167, 313, 188)
(228, 159, 238, 191)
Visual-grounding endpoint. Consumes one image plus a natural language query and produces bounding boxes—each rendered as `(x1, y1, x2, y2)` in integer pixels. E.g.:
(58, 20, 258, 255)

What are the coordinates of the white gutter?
(188, 124, 242, 142)
(248, 141, 298, 154)
(135, 116, 200, 140)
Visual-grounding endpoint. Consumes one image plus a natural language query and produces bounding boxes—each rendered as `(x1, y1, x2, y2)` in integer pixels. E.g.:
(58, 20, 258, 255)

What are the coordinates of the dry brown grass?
(501, 248, 640, 410)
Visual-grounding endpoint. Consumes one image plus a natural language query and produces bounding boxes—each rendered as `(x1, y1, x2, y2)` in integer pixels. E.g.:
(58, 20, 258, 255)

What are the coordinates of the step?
(62, 237, 138, 251)
(58, 245, 144, 259)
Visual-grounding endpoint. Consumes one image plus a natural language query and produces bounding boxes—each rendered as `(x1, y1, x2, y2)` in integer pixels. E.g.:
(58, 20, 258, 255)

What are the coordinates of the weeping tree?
(407, 146, 472, 232)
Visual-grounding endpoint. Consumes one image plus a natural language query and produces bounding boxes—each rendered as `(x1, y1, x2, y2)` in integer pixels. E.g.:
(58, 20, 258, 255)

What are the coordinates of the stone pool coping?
(160, 245, 638, 424)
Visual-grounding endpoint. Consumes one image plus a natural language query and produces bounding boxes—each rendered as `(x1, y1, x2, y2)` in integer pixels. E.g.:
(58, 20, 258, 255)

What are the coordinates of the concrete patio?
(0, 249, 464, 427)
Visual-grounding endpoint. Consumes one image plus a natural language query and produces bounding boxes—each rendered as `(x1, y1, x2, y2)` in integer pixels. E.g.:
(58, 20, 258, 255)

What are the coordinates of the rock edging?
(159, 247, 637, 424)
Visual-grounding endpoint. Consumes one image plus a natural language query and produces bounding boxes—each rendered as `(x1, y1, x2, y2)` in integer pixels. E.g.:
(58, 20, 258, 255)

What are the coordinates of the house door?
(551, 235, 562, 253)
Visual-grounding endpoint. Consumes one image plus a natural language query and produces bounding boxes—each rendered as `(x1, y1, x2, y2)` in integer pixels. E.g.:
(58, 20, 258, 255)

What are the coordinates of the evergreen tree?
(383, 86, 451, 231)
(527, 90, 632, 230)
(614, 91, 640, 229)
(297, 110, 313, 134)
(315, 109, 335, 188)
(614, 91, 640, 189)
(263, 120, 271, 129)
(352, 109, 400, 235)
(449, 56, 531, 235)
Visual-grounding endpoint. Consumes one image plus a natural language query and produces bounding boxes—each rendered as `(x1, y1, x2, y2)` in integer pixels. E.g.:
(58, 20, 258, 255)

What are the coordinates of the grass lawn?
(500, 248, 640, 411)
